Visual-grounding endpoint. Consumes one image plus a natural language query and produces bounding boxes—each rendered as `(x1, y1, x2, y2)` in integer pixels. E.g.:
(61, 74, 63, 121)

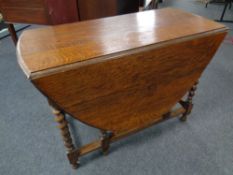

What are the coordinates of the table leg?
(49, 101, 79, 169)
(7, 24, 18, 45)
(179, 81, 198, 122)
(100, 130, 113, 155)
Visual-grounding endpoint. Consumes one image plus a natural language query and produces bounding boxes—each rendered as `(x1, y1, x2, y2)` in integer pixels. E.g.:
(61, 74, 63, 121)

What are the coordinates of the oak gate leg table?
(16, 8, 228, 169)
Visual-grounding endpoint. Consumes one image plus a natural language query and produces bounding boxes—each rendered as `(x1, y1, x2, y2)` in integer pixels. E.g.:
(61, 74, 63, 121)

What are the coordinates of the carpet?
(0, 0, 232, 175)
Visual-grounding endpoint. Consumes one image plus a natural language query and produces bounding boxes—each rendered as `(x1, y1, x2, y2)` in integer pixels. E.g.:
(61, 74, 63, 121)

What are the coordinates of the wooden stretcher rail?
(70, 107, 185, 157)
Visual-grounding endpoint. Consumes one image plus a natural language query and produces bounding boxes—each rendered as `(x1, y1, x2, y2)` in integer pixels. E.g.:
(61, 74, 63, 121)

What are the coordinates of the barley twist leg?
(180, 81, 198, 121)
(49, 101, 79, 169)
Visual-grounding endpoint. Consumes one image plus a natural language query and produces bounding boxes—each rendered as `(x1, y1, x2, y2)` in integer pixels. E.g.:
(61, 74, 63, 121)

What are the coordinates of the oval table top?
(17, 8, 226, 79)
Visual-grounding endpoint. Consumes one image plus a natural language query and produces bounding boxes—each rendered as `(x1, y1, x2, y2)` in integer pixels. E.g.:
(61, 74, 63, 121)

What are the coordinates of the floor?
(0, 0, 232, 175)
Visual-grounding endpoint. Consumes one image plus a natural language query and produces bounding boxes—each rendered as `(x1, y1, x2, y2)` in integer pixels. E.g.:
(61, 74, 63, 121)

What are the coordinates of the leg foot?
(180, 114, 188, 122)
(71, 163, 79, 169)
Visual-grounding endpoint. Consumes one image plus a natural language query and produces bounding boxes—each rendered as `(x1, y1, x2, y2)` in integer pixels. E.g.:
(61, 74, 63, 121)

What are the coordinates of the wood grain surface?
(77, 0, 118, 20)
(17, 8, 226, 78)
(16, 8, 228, 133)
(77, 0, 140, 20)
(0, 0, 49, 24)
(0, 0, 79, 24)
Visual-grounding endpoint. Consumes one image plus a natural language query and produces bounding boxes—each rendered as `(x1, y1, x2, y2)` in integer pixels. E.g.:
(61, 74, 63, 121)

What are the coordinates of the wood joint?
(67, 150, 80, 168)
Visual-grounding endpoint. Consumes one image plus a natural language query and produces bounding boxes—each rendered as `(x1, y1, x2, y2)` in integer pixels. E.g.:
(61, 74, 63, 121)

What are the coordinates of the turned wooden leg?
(100, 130, 113, 155)
(180, 81, 198, 121)
(49, 101, 79, 169)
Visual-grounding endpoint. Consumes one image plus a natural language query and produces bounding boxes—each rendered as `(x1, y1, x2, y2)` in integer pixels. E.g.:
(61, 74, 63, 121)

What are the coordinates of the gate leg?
(179, 81, 198, 122)
(100, 130, 113, 155)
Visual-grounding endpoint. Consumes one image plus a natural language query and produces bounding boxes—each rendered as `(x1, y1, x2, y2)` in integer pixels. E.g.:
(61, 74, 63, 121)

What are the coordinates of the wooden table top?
(17, 8, 226, 79)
